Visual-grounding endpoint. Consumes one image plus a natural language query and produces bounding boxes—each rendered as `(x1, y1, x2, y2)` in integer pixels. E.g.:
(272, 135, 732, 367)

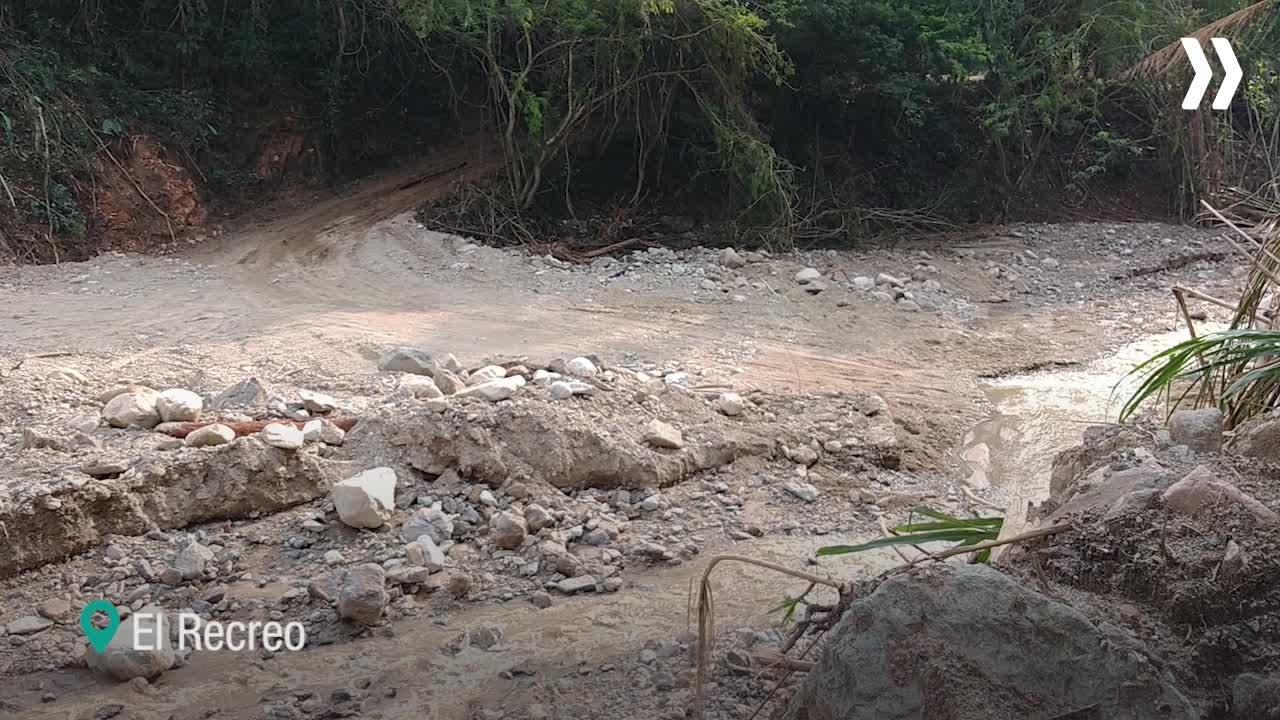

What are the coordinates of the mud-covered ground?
(0, 167, 1261, 720)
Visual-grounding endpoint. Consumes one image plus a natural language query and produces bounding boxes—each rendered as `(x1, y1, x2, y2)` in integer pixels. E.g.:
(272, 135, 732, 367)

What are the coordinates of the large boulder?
(783, 565, 1193, 720)
(332, 467, 397, 529)
(377, 347, 435, 375)
(157, 388, 203, 423)
(1232, 416, 1280, 463)
(85, 605, 176, 681)
(1168, 408, 1223, 453)
(102, 388, 161, 429)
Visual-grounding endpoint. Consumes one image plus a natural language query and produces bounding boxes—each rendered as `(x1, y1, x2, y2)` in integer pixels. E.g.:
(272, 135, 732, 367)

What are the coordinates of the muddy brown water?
(958, 327, 1218, 539)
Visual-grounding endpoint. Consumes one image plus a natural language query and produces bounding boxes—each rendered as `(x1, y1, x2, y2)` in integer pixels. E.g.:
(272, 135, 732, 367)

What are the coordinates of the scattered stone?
(803, 279, 829, 295)
(85, 605, 176, 681)
(38, 598, 71, 622)
(302, 419, 323, 442)
(785, 445, 819, 467)
(456, 376, 525, 402)
(184, 423, 235, 447)
(402, 508, 454, 545)
(1219, 539, 1248, 583)
(406, 537, 446, 573)
(174, 542, 214, 580)
(7, 616, 53, 635)
(447, 573, 472, 598)
(525, 504, 555, 534)
(387, 566, 431, 585)
(1162, 465, 1278, 523)
(102, 389, 162, 429)
(782, 481, 820, 503)
(554, 576, 598, 595)
(1168, 408, 1223, 453)
(795, 268, 822, 284)
(852, 276, 875, 291)
(399, 375, 443, 399)
(1230, 417, 1280, 463)
(875, 272, 905, 288)
(530, 592, 553, 609)
(493, 512, 528, 550)
(468, 365, 508, 385)
(1041, 257, 1060, 270)
(566, 357, 599, 378)
(699, 279, 719, 292)
(716, 393, 745, 417)
(721, 248, 746, 268)
(433, 369, 467, 395)
(323, 550, 345, 566)
(643, 419, 683, 449)
(298, 389, 337, 413)
(377, 347, 435, 375)
(332, 467, 397, 529)
(318, 419, 346, 445)
(214, 378, 266, 409)
(156, 389, 203, 423)
(81, 459, 130, 478)
(338, 564, 388, 626)
(260, 423, 305, 450)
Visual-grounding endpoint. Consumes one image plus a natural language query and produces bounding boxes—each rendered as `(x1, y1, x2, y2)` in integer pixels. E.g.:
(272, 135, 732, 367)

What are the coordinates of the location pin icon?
(79, 600, 120, 654)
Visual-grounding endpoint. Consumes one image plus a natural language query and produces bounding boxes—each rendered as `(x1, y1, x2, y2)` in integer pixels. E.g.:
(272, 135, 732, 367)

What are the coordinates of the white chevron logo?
(1181, 37, 1242, 111)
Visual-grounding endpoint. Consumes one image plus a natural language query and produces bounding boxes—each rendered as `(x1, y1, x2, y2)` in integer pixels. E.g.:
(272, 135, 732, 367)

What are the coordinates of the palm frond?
(1121, 0, 1278, 80)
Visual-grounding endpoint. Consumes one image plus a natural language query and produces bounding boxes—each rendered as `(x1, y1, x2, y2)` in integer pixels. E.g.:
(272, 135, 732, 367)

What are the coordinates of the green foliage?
(817, 507, 1004, 564)
(1119, 330, 1280, 428)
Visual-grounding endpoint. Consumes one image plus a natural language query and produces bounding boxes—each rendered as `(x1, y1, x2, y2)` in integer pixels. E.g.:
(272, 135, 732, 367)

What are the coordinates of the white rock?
(721, 248, 747, 268)
(332, 467, 397, 529)
(406, 537, 446, 573)
(455, 376, 524, 402)
(783, 481, 820, 503)
(260, 423, 305, 450)
(402, 508, 453, 544)
(643, 419, 684, 449)
(174, 542, 214, 580)
(468, 365, 508, 385)
(549, 381, 575, 400)
(323, 550, 345, 566)
(302, 419, 323, 443)
(184, 423, 235, 448)
(298, 389, 336, 413)
(566, 356, 598, 378)
(478, 489, 498, 507)
(795, 268, 822, 284)
(532, 369, 561, 384)
(156, 389, 203, 423)
(875, 272, 905, 288)
(852, 276, 875, 291)
(716, 392, 746, 416)
(85, 605, 175, 680)
(102, 389, 161, 429)
(399, 375, 443, 399)
(663, 372, 690, 386)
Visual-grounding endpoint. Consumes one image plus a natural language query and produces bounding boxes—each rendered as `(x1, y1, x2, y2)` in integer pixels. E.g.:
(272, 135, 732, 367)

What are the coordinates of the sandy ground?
(0, 161, 1248, 719)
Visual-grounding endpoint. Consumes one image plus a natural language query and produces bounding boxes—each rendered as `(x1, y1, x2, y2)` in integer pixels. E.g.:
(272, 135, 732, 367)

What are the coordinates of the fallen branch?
(749, 651, 815, 673)
(155, 416, 359, 438)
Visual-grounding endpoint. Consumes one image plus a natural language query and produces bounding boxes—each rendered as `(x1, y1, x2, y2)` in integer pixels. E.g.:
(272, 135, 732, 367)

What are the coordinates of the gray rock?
(7, 616, 53, 635)
(721, 248, 747, 268)
(401, 508, 453, 545)
(1232, 674, 1280, 718)
(566, 357, 599, 378)
(157, 389, 203, 423)
(399, 375, 443, 399)
(378, 347, 435, 375)
(433, 369, 467, 395)
(554, 576, 598, 594)
(455, 376, 525, 402)
(530, 591, 553, 609)
(1168, 408, 1223, 453)
(38, 598, 71, 622)
(852, 276, 875, 291)
(213, 377, 266, 409)
(716, 392, 745, 417)
(643, 419, 683, 449)
(875, 272, 905, 288)
(493, 511, 528, 550)
(318, 419, 346, 445)
(406, 536, 446, 573)
(1230, 416, 1280, 462)
(387, 566, 431, 585)
(783, 565, 1193, 720)
(174, 542, 214, 580)
(524, 504, 555, 534)
(338, 564, 388, 625)
(782, 481, 819, 503)
(85, 605, 176, 681)
(795, 268, 822, 284)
